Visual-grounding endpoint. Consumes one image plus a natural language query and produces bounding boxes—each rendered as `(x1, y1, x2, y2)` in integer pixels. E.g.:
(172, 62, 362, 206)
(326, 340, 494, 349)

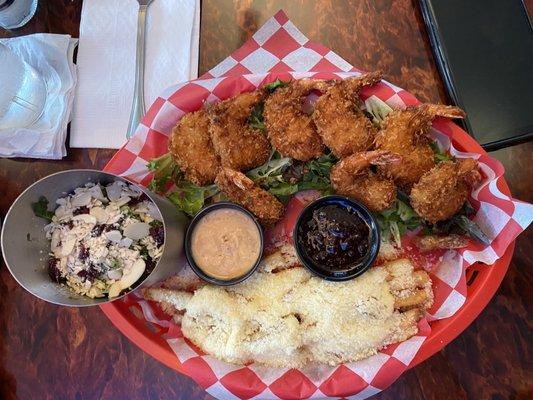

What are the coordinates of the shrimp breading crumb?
(169, 109, 221, 186)
(215, 168, 284, 227)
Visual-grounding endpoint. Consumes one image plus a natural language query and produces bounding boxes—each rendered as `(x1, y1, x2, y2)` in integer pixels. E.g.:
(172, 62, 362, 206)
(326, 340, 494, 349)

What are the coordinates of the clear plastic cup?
(0, 42, 47, 129)
(0, 0, 38, 29)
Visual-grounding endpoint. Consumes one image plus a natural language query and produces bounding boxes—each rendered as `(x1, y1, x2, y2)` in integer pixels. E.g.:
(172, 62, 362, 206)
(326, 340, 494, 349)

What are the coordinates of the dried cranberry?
(73, 206, 90, 215)
(48, 258, 65, 283)
(67, 221, 74, 229)
(91, 225, 105, 237)
(77, 264, 99, 282)
(128, 193, 149, 206)
(91, 224, 113, 237)
(149, 226, 164, 247)
(78, 244, 90, 261)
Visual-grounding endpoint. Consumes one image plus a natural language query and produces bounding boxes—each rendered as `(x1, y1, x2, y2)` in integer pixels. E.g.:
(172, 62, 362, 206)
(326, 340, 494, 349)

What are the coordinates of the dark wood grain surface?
(1, 1, 532, 399)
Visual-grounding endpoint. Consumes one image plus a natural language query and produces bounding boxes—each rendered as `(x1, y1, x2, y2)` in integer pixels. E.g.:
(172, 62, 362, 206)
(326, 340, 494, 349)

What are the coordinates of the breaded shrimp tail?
(423, 104, 466, 119)
(215, 167, 284, 227)
(344, 70, 383, 92)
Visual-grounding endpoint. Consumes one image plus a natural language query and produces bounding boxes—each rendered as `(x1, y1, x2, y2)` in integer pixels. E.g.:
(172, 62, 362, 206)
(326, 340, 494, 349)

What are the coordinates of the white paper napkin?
(70, 0, 200, 149)
(0, 34, 77, 159)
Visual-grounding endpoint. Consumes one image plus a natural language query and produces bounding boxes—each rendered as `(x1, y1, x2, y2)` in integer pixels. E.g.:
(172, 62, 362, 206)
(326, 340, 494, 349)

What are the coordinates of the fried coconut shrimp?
(375, 104, 466, 190)
(215, 168, 284, 227)
(313, 71, 383, 157)
(168, 109, 221, 186)
(330, 150, 401, 212)
(410, 158, 482, 224)
(208, 91, 271, 171)
(263, 79, 329, 161)
(143, 258, 432, 367)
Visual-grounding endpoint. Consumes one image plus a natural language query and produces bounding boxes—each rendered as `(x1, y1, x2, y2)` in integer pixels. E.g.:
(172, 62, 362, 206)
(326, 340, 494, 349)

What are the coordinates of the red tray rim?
(100, 124, 515, 377)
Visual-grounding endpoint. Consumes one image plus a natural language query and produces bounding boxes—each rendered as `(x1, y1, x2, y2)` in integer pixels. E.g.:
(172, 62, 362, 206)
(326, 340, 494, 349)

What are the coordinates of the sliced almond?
(119, 237, 133, 248)
(71, 192, 92, 207)
(107, 269, 123, 281)
(54, 205, 68, 219)
(104, 230, 122, 243)
(90, 185, 107, 202)
(123, 222, 150, 240)
(106, 181, 124, 202)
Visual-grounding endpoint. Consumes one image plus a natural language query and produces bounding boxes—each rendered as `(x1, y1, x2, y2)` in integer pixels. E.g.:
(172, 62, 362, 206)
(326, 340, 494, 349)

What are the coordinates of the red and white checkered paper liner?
(104, 11, 533, 400)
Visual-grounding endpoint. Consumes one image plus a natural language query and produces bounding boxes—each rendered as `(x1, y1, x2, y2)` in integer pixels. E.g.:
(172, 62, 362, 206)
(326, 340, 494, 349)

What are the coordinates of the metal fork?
(126, 0, 154, 139)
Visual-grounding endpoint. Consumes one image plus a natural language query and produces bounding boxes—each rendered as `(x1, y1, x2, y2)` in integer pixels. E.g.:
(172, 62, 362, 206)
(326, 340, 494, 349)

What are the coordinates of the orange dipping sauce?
(190, 208, 262, 281)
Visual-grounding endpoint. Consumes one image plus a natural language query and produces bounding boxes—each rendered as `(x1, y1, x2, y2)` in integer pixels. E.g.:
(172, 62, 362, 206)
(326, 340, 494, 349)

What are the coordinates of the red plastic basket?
(100, 122, 515, 375)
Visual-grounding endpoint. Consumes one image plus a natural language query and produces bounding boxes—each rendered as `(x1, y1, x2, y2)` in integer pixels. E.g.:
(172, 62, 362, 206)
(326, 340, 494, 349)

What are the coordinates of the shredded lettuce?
(364, 96, 394, 127)
(247, 151, 337, 202)
(376, 199, 422, 247)
(248, 102, 266, 132)
(147, 152, 181, 193)
(167, 182, 219, 216)
(146, 154, 220, 216)
(429, 141, 455, 163)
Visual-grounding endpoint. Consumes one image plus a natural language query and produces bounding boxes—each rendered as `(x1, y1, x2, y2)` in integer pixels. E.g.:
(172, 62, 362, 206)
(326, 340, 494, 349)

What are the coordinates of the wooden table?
(1, 1, 531, 399)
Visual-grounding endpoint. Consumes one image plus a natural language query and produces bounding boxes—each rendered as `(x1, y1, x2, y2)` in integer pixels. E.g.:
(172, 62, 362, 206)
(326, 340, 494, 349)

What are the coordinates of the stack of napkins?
(0, 34, 77, 159)
(70, 0, 201, 149)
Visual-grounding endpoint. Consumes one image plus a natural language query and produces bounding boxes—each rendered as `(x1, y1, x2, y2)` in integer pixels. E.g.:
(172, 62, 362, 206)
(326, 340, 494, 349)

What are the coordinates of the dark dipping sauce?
(298, 204, 370, 271)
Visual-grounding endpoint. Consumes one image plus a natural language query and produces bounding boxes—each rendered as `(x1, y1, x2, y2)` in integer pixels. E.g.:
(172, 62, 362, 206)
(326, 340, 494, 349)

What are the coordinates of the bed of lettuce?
(147, 86, 489, 245)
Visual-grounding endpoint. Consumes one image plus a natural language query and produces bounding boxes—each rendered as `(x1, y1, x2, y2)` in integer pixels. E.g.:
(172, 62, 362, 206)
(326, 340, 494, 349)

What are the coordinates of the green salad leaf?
(263, 79, 289, 92)
(32, 196, 54, 221)
(429, 141, 455, 163)
(247, 151, 337, 202)
(147, 152, 181, 193)
(452, 215, 490, 245)
(149, 220, 163, 228)
(247, 152, 297, 201)
(139, 246, 150, 260)
(298, 153, 337, 192)
(375, 199, 423, 247)
(248, 102, 266, 132)
(247, 151, 292, 185)
(167, 182, 219, 216)
(146, 153, 220, 216)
